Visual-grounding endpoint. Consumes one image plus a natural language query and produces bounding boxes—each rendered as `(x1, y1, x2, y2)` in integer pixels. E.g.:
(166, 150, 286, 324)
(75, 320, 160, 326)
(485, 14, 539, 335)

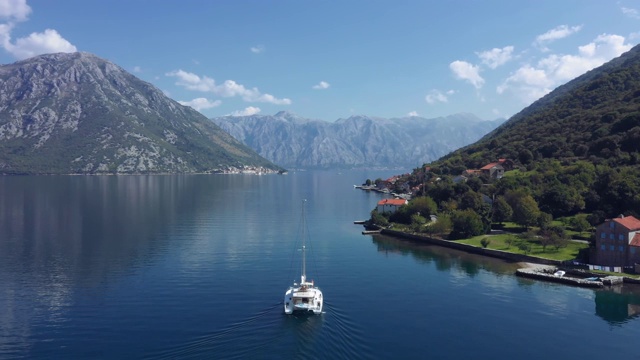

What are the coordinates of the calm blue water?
(1, 171, 639, 359)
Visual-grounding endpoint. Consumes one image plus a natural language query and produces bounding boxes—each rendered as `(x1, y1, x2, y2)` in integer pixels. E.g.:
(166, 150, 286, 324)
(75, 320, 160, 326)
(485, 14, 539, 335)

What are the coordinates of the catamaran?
(284, 200, 323, 315)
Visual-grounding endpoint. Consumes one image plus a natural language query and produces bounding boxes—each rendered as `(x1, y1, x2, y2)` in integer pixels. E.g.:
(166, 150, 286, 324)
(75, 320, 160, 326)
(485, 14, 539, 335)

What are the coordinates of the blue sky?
(1, 0, 639, 121)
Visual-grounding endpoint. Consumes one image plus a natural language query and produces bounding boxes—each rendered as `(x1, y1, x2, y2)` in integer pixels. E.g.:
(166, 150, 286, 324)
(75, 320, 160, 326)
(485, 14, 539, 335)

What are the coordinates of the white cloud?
(425, 89, 449, 104)
(166, 69, 291, 105)
(0, 1, 76, 60)
(535, 25, 582, 51)
(0, 0, 31, 21)
(407, 111, 419, 117)
(178, 97, 222, 111)
(622, 6, 640, 19)
(477, 46, 514, 69)
(497, 65, 553, 103)
(312, 81, 330, 90)
(449, 60, 484, 88)
(133, 66, 142, 73)
(231, 106, 261, 116)
(499, 33, 633, 104)
(4, 28, 76, 59)
(250, 45, 265, 54)
(0, 22, 11, 46)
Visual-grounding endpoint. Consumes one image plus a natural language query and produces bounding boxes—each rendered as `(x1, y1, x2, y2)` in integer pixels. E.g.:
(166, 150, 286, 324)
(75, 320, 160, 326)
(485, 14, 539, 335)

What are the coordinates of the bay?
(0, 171, 639, 359)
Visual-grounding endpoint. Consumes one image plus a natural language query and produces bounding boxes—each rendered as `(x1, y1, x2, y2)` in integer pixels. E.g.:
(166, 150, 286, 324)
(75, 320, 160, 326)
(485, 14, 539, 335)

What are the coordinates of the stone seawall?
(380, 229, 562, 266)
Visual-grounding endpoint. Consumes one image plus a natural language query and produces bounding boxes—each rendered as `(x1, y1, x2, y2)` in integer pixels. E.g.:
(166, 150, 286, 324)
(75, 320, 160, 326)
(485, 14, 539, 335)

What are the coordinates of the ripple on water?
(146, 300, 373, 360)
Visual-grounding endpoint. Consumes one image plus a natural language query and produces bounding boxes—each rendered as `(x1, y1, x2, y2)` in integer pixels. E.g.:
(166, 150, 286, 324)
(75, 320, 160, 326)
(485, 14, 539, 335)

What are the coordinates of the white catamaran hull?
(284, 286, 323, 314)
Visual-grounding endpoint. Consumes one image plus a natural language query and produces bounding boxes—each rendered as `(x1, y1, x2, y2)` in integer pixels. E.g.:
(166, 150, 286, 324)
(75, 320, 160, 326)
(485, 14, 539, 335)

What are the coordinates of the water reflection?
(370, 233, 521, 277)
(372, 233, 640, 326)
(0, 175, 232, 356)
(0, 176, 203, 284)
(595, 286, 640, 325)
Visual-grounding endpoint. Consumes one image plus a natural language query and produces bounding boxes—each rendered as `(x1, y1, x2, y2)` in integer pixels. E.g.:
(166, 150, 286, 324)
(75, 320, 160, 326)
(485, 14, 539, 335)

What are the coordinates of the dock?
(362, 230, 381, 235)
(354, 220, 366, 224)
(515, 268, 625, 288)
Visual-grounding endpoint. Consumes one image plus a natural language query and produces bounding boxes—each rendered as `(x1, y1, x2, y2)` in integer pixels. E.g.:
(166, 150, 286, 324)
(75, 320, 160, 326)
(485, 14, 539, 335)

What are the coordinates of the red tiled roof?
(613, 216, 640, 231)
(377, 199, 407, 206)
(630, 233, 640, 247)
(480, 162, 499, 170)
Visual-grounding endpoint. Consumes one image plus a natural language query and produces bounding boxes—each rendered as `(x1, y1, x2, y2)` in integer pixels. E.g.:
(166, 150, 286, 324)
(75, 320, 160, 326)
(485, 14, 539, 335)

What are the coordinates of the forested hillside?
(440, 44, 640, 171)
(375, 44, 640, 241)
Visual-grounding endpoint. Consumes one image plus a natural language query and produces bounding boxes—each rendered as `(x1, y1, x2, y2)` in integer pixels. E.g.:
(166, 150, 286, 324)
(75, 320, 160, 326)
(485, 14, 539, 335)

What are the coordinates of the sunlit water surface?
(0, 171, 639, 359)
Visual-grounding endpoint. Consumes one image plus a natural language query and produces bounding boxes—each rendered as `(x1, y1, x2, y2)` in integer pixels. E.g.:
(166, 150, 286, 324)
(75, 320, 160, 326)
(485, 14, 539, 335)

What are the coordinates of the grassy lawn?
(457, 234, 589, 261)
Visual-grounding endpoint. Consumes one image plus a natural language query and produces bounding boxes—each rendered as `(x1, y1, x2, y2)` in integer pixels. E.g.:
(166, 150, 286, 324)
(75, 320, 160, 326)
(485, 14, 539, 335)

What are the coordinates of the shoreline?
(374, 228, 640, 288)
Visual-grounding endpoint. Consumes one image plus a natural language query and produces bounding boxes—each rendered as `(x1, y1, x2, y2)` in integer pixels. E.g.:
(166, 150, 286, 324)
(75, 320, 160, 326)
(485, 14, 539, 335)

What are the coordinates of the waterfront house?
(377, 199, 408, 214)
(593, 215, 640, 267)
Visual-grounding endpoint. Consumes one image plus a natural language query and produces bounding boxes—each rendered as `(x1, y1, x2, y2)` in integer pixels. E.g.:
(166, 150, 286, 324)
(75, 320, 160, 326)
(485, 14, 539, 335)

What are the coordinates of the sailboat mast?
(301, 199, 306, 284)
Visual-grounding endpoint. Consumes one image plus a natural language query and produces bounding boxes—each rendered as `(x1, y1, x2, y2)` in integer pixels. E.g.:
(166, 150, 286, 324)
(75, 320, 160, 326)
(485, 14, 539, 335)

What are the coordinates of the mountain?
(212, 111, 503, 170)
(438, 44, 640, 171)
(0, 52, 281, 174)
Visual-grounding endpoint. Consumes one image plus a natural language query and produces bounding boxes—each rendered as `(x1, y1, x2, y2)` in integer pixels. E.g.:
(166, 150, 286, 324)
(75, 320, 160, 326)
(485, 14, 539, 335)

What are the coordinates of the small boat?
(585, 277, 600, 282)
(284, 200, 323, 315)
(553, 270, 566, 277)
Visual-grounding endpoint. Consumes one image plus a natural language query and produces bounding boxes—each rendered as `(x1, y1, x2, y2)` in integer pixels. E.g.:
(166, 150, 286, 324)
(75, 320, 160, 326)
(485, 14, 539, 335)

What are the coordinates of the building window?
(601, 233, 606, 239)
(610, 233, 615, 240)
(601, 244, 606, 251)
(610, 221, 615, 229)
(619, 234, 624, 241)
(619, 246, 624, 252)
(610, 245, 615, 251)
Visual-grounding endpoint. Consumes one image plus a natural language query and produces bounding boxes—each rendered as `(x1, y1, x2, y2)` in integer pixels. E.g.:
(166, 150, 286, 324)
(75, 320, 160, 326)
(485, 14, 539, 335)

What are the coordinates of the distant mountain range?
(0, 52, 281, 174)
(212, 112, 504, 170)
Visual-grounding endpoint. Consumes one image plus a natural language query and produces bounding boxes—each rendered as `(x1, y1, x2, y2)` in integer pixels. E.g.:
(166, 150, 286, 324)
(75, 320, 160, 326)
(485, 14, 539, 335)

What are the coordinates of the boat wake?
(320, 301, 374, 360)
(145, 299, 372, 359)
(146, 302, 283, 360)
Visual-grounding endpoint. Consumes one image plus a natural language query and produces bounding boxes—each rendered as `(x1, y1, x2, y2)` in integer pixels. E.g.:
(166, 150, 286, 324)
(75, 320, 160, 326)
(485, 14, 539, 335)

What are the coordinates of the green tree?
(570, 215, 591, 236)
(440, 200, 458, 214)
(450, 209, 485, 239)
(480, 237, 491, 248)
(492, 196, 512, 225)
(516, 241, 532, 254)
(539, 184, 585, 217)
(411, 213, 427, 232)
(460, 191, 483, 212)
(408, 196, 437, 217)
(536, 212, 553, 230)
(540, 225, 567, 251)
(370, 209, 389, 227)
(428, 214, 452, 236)
(511, 194, 540, 230)
(467, 177, 483, 192)
(551, 234, 569, 250)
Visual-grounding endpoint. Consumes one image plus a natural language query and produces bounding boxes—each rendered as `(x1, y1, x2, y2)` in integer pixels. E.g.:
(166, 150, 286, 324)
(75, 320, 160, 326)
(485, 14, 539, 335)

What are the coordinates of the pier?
(515, 268, 625, 288)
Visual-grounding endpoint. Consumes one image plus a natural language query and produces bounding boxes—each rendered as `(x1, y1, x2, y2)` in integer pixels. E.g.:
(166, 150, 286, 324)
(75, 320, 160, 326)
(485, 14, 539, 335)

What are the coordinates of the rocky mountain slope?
(212, 112, 503, 169)
(0, 52, 281, 174)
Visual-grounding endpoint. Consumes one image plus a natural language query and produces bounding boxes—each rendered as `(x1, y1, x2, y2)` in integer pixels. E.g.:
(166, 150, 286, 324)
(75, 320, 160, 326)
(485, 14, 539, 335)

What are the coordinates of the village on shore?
(355, 159, 640, 289)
